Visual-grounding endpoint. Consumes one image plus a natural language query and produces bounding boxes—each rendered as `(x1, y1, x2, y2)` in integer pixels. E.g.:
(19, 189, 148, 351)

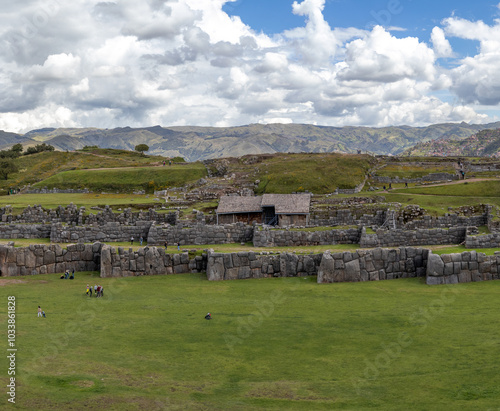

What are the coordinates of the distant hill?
(404, 129, 500, 157)
(0, 130, 33, 150)
(8, 121, 500, 161)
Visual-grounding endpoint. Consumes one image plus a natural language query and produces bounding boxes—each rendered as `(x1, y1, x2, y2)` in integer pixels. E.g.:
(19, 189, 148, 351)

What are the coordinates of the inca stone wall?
(309, 208, 387, 227)
(25, 188, 90, 194)
(206, 251, 322, 281)
(147, 222, 254, 246)
(0, 243, 102, 276)
(402, 214, 487, 230)
(317, 247, 428, 283)
(373, 172, 458, 184)
(0, 204, 177, 226)
(487, 206, 500, 233)
(100, 245, 206, 277)
(50, 222, 153, 243)
(252, 227, 361, 247)
(466, 163, 500, 172)
(426, 251, 500, 285)
(360, 227, 467, 248)
(2, 243, 500, 287)
(465, 234, 500, 249)
(0, 224, 52, 239)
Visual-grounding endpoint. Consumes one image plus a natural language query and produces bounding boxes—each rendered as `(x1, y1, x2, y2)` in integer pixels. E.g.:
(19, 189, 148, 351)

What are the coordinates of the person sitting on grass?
(205, 313, 211, 320)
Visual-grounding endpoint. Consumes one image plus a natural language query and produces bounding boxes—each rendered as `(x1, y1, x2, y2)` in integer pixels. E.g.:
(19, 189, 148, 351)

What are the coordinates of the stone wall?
(426, 251, 500, 285)
(100, 245, 206, 277)
(0, 243, 102, 276)
(25, 187, 90, 194)
(0, 224, 52, 239)
(336, 179, 366, 195)
(50, 222, 153, 243)
(360, 227, 466, 248)
(309, 208, 387, 227)
(147, 222, 254, 246)
(252, 227, 361, 247)
(466, 163, 500, 172)
(2, 243, 499, 287)
(487, 206, 500, 233)
(465, 234, 500, 249)
(373, 172, 458, 184)
(206, 251, 322, 281)
(317, 247, 428, 283)
(0, 204, 177, 226)
(402, 214, 487, 230)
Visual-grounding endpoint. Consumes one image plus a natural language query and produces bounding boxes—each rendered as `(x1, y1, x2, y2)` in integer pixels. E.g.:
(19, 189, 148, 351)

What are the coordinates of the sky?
(1, 0, 500, 133)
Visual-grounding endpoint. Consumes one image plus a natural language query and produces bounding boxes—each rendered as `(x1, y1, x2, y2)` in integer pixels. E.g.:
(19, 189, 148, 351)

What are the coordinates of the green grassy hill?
(34, 164, 206, 193)
(206, 153, 377, 194)
(0, 148, 192, 194)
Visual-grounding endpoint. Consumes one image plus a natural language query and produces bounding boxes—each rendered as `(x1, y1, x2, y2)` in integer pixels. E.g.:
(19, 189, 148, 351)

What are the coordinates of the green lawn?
(360, 180, 500, 215)
(375, 164, 455, 179)
(1, 150, 166, 194)
(1, 273, 500, 410)
(254, 153, 375, 194)
(399, 180, 500, 197)
(33, 163, 207, 193)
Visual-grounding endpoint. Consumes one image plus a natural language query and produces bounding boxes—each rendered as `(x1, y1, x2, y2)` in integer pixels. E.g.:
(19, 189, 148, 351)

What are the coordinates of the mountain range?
(403, 128, 500, 157)
(2, 121, 500, 161)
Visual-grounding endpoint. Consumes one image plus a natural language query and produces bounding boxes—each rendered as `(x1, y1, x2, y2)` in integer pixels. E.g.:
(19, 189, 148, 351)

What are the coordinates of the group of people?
(164, 241, 180, 251)
(60, 269, 75, 280)
(130, 236, 145, 245)
(86, 284, 104, 297)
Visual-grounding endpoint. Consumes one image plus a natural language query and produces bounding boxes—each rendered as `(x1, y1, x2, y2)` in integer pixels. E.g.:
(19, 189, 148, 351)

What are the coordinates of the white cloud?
(30, 53, 81, 81)
(70, 77, 89, 95)
(286, 0, 339, 65)
(337, 26, 436, 84)
(0, 0, 498, 133)
(443, 17, 500, 105)
(431, 27, 454, 58)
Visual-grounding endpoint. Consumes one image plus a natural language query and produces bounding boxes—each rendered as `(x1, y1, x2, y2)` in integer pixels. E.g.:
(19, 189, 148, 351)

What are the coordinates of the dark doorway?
(263, 206, 278, 226)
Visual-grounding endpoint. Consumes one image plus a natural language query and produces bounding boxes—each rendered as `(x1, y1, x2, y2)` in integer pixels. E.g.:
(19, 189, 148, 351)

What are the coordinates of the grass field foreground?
(1, 273, 499, 410)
